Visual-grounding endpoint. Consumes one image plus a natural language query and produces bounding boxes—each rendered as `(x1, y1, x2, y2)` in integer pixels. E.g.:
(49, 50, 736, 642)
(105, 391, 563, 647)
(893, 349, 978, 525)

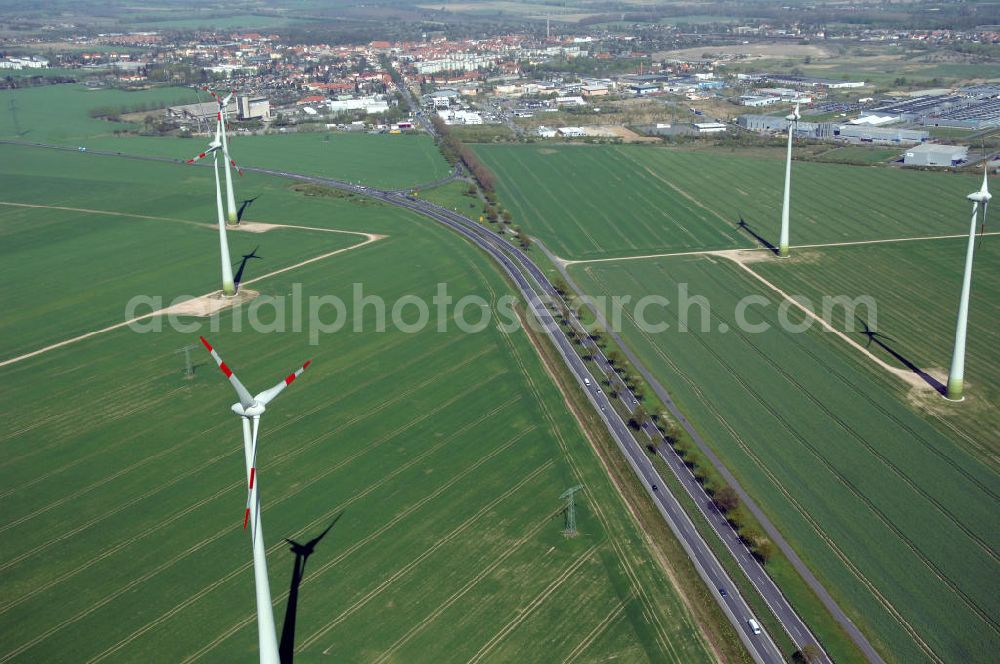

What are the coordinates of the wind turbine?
(187, 122, 236, 296)
(204, 87, 243, 225)
(779, 102, 800, 258)
(945, 164, 991, 401)
(200, 336, 312, 664)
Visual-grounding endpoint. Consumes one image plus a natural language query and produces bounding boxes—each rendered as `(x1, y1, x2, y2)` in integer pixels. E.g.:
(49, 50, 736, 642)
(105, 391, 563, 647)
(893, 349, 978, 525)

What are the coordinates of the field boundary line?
(0, 233, 384, 370)
(508, 300, 690, 659)
(307, 454, 554, 653)
(177, 413, 536, 663)
(720, 255, 935, 390)
(0, 201, 377, 240)
(22, 367, 506, 662)
(562, 598, 629, 664)
(563, 231, 1000, 266)
(599, 267, 942, 663)
(372, 512, 558, 663)
(90, 401, 524, 664)
(466, 543, 600, 664)
(0, 200, 204, 227)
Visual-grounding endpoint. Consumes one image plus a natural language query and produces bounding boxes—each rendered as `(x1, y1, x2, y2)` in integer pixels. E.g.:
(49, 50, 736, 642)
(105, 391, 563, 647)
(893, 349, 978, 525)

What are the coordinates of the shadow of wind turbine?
(737, 213, 779, 254)
(233, 246, 261, 292)
(279, 513, 343, 663)
(855, 315, 945, 394)
(237, 195, 260, 222)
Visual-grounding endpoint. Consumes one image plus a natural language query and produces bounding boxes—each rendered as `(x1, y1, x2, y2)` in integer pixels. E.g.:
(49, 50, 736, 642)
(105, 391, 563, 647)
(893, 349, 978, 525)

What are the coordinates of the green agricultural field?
(0, 84, 448, 190)
(0, 146, 372, 359)
(0, 67, 91, 79)
(0, 148, 717, 662)
(752, 239, 1000, 462)
(475, 144, 980, 261)
(0, 84, 200, 142)
(809, 145, 899, 164)
(570, 254, 1000, 663)
(85, 133, 450, 191)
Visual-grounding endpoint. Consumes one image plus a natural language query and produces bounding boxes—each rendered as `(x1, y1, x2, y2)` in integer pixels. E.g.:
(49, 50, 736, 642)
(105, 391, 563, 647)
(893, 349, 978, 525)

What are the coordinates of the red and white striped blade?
(199, 337, 255, 408)
(255, 360, 311, 406)
(226, 152, 245, 176)
(185, 146, 218, 164)
(243, 466, 255, 529)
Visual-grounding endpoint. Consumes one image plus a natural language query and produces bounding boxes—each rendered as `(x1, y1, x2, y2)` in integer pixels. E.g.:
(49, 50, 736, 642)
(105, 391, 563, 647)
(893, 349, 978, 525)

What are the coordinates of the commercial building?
(166, 99, 236, 122)
(834, 124, 928, 144)
(0, 56, 49, 69)
(692, 122, 728, 134)
(739, 95, 783, 108)
(238, 96, 271, 120)
(436, 109, 483, 125)
(902, 143, 969, 167)
(737, 114, 926, 143)
(737, 115, 822, 136)
(328, 97, 390, 115)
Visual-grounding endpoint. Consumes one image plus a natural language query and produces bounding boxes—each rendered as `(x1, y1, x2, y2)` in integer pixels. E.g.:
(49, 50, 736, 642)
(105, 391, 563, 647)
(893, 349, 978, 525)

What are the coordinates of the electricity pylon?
(560, 485, 584, 536)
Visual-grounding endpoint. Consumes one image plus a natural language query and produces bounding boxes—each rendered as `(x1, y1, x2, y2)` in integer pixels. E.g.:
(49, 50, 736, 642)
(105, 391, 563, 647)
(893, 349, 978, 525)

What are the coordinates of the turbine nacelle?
(968, 168, 991, 203)
(200, 337, 311, 418)
(232, 401, 266, 417)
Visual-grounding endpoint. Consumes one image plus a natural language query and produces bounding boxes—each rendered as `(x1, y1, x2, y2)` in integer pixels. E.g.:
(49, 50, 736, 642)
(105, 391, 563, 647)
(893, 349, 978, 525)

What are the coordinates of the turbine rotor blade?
(255, 360, 312, 406)
(244, 416, 260, 531)
(199, 336, 255, 408)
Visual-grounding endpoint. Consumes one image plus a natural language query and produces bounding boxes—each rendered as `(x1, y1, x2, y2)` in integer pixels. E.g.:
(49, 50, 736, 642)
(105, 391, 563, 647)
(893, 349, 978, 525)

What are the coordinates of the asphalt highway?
(238, 164, 808, 664)
(0, 138, 869, 664)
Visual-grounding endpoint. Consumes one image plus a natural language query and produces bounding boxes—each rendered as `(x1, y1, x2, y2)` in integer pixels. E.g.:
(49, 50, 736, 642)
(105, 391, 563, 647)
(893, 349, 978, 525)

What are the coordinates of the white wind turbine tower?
(187, 122, 236, 296)
(200, 336, 312, 664)
(205, 87, 242, 224)
(779, 102, 800, 258)
(945, 164, 991, 401)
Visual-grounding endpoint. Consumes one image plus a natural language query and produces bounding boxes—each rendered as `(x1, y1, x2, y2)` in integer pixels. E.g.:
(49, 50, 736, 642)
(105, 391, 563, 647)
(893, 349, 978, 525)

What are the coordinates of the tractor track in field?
(0, 441, 183, 534)
(81, 395, 522, 664)
(371, 513, 557, 663)
(6, 366, 506, 660)
(562, 599, 629, 664)
(601, 260, 994, 659)
(693, 265, 1000, 631)
(478, 254, 693, 661)
(0, 206, 384, 369)
(188, 448, 551, 662)
(2, 338, 478, 547)
(466, 543, 601, 664)
(630, 258, 1000, 642)
(303, 444, 549, 652)
(502, 299, 686, 659)
(587, 265, 943, 663)
(562, 230, 1000, 267)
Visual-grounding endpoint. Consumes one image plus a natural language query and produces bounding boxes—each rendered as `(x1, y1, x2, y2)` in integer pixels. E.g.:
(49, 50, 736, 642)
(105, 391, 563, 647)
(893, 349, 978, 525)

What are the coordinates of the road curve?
(0, 138, 879, 664)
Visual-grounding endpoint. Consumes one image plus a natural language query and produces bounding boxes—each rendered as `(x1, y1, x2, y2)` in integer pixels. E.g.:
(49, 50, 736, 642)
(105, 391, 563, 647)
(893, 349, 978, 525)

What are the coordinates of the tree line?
(430, 115, 496, 193)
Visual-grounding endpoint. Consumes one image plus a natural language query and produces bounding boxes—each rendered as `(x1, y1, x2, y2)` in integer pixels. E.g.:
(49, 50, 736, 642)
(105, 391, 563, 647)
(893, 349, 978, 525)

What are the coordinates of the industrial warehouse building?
(237, 96, 271, 120)
(165, 99, 236, 123)
(902, 143, 969, 167)
(833, 124, 928, 144)
(738, 114, 927, 144)
(167, 96, 270, 124)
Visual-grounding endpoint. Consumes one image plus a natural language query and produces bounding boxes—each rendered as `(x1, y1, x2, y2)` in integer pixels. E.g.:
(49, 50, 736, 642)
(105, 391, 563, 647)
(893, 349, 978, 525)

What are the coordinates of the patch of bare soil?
(162, 289, 259, 317)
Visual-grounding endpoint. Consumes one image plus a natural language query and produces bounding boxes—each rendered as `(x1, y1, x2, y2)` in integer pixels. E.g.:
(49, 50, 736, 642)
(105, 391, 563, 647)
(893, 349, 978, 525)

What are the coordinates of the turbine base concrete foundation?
(163, 289, 259, 318)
